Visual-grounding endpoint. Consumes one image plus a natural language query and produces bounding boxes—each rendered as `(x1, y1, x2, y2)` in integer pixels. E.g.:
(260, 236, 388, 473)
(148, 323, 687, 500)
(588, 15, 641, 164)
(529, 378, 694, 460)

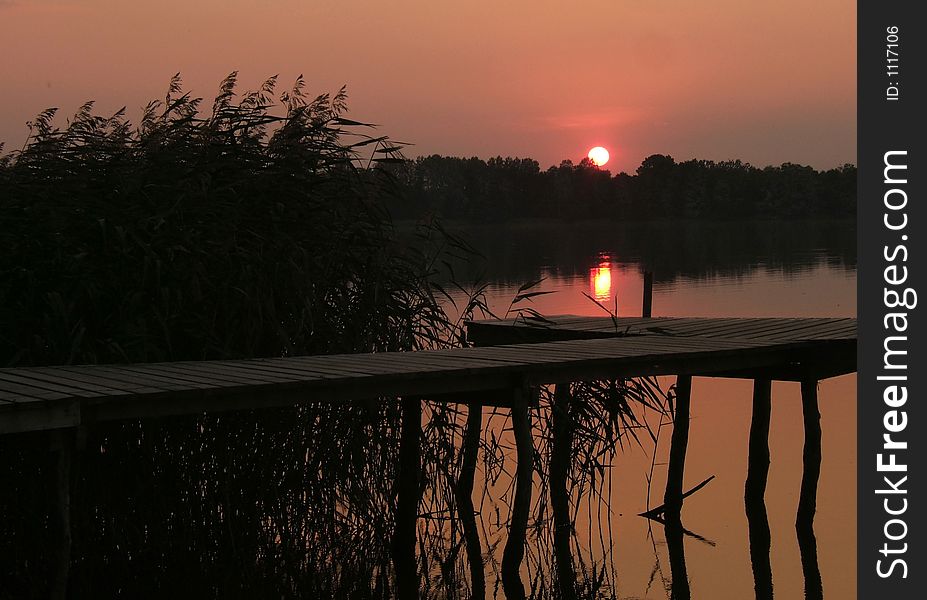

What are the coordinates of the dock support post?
(501, 386, 533, 600)
(50, 428, 73, 600)
(455, 401, 485, 600)
(745, 379, 773, 599)
(796, 380, 823, 599)
(745, 379, 772, 504)
(393, 397, 422, 600)
(797, 380, 821, 526)
(642, 271, 654, 318)
(550, 383, 577, 600)
(663, 374, 692, 519)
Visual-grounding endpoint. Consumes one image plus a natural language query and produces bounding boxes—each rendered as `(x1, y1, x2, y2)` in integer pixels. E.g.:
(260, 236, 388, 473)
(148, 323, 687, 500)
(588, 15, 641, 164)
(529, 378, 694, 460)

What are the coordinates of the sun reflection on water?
(590, 262, 612, 301)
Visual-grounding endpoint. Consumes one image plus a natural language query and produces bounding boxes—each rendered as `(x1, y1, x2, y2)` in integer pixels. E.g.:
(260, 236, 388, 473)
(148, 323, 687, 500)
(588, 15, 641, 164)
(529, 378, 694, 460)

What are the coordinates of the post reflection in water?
(663, 520, 691, 600)
(746, 495, 774, 600)
(797, 522, 824, 600)
(437, 221, 856, 599)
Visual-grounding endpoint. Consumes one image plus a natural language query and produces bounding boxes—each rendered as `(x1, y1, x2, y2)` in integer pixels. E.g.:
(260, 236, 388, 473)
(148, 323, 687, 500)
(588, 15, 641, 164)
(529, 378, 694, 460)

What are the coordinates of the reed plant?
(0, 74, 669, 599)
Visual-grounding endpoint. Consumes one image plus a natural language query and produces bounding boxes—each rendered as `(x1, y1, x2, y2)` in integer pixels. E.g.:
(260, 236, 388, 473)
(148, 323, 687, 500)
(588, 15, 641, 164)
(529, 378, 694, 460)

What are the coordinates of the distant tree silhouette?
(386, 153, 856, 222)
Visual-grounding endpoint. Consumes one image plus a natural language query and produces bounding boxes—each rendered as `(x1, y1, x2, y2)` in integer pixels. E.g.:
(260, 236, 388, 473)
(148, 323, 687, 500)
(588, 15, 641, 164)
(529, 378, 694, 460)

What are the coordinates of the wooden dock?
(466, 314, 854, 599)
(0, 317, 855, 435)
(0, 315, 856, 600)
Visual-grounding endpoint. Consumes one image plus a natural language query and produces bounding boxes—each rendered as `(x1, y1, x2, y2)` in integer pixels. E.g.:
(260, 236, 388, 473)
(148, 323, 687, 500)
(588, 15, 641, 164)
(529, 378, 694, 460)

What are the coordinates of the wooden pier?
(0, 317, 855, 434)
(0, 315, 856, 600)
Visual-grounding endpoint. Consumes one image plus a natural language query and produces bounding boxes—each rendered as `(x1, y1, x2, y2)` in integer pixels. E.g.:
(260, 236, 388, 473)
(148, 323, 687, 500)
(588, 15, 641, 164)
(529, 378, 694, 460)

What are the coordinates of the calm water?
(443, 219, 856, 599)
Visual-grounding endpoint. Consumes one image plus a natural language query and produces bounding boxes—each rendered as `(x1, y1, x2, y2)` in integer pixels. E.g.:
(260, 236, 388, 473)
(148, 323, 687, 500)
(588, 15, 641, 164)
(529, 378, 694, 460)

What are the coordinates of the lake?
(439, 219, 856, 599)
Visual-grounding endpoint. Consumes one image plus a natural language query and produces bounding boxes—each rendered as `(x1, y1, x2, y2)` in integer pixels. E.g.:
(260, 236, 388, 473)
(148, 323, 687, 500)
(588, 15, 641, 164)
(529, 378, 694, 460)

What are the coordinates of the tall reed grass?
(0, 74, 668, 599)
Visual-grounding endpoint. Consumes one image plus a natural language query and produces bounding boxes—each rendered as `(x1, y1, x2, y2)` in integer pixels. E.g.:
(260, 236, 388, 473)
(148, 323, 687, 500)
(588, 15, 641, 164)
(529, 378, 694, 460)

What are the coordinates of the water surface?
(443, 219, 856, 599)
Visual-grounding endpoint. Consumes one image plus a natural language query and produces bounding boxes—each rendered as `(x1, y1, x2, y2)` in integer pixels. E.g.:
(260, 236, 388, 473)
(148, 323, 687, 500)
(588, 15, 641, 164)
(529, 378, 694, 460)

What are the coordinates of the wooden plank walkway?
(0, 315, 858, 597)
(466, 315, 857, 344)
(0, 317, 855, 435)
(467, 315, 856, 382)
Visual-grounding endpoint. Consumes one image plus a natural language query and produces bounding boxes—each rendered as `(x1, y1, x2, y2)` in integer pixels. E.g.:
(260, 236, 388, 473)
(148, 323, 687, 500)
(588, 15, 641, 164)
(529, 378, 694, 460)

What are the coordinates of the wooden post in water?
(393, 397, 422, 600)
(797, 380, 821, 527)
(745, 379, 774, 600)
(550, 383, 577, 600)
(663, 374, 692, 519)
(745, 379, 772, 504)
(501, 386, 533, 600)
(642, 271, 654, 318)
(455, 401, 485, 600)
(796, 379, 823, 599)
(49, 428, 73, 600)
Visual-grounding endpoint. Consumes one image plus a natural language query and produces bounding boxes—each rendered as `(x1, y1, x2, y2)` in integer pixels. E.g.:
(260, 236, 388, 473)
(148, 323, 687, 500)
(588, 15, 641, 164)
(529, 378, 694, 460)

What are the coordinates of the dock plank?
(25, 367, 164, 394)
(1, 315, 857, 434)
(0, 371, 109, 399)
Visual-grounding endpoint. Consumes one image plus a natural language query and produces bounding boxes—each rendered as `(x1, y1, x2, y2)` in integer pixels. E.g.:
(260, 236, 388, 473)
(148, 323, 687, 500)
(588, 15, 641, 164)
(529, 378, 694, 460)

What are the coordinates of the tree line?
(385, 154, 857, 221)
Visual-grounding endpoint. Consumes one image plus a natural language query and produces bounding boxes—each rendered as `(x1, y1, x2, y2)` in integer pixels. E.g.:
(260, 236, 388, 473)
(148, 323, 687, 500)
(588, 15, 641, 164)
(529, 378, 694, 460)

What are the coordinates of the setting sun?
(587, 146, 610, 167)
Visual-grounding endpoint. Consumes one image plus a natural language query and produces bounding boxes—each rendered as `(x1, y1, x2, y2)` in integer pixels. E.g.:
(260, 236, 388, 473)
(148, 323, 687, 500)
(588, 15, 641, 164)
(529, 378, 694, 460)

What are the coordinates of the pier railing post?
(393, 396, 422, 600)
(501, 385, 533, 600)
(663, 374, 692, 519)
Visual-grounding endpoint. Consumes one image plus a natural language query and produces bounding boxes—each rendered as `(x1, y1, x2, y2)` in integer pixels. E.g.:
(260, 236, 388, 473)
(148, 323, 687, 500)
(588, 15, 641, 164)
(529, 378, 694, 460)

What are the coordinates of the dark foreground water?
(1, 219, 856, 599)
(440, 219, 856, 599)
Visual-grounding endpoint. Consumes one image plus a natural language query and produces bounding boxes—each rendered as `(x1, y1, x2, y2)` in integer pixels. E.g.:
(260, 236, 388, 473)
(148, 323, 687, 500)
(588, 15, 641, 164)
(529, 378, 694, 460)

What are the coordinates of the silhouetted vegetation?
(0, 72, 459, 598)
(385, 154, 856, 222)
(0, 73, 453, 366)
(0, 74, 672, 599)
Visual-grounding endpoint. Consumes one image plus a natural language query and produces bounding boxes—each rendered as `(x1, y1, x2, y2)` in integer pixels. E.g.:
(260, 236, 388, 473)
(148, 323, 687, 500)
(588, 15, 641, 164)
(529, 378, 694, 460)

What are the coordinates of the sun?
(587, 146, 610, 167)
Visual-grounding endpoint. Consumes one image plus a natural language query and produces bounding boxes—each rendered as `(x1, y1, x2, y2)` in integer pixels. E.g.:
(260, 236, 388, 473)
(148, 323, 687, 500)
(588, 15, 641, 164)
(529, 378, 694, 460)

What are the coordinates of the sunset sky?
(0, 0, 855, 173)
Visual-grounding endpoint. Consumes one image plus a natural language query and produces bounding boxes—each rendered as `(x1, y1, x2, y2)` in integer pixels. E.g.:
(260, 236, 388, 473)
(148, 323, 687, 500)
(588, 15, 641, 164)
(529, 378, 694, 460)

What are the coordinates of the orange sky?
(0, 0, 856, 173)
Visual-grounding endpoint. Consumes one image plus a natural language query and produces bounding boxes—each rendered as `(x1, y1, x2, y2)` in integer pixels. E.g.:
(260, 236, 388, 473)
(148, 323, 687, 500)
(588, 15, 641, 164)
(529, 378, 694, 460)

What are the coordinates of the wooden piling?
(745, 379, 772, 504)
(796, 379, 823, 599)
(550, 383, 577, 600)
(501, 386, 533, 600)
(744, 380, 774, 599)
(49, 428, 73, 600)
(663, 374, 692, 519)
(455, 401, 485, 600)
(642, 271, 654, 317)
(797, 380, 821, 527)
(393, 397, 422, 600)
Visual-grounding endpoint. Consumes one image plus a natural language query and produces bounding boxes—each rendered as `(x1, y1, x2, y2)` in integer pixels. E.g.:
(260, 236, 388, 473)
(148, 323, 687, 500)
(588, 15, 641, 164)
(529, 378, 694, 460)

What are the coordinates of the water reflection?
(798, 522, 824, 600)
(437, 220, 856, 319)
(664, 520, 690, 600)
(430, 220, 856, 598)
(436, 219, 856, 289)
(591, 260, 613, 301)
(746, 495, 774, 600)
(2, 221, 852, 598)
